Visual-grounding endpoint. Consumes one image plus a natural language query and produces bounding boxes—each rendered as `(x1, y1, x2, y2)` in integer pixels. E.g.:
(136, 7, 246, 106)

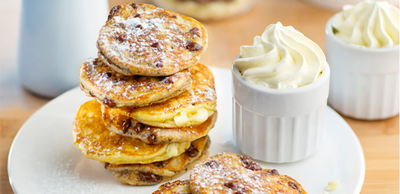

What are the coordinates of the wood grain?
(344, 116, 399, 194)
(0, 0, 398, 193)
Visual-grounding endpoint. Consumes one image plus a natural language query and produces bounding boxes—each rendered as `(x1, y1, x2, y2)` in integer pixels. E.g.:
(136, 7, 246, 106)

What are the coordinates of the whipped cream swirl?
(234, 22, 327, 89)
(332, 1, 399, 48)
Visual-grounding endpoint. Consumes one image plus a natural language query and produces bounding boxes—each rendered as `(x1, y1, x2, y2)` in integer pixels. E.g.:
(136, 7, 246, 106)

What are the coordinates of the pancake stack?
(72, 3, 217, 186)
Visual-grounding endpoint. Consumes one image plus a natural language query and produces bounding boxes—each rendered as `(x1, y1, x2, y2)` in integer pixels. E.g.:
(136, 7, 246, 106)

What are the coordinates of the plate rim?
(7, 66, 365, 194)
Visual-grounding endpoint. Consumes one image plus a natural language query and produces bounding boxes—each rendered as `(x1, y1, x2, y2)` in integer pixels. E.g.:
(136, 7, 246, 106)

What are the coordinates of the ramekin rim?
(325, 13, 400, 53)
(231, 56, 331, 95)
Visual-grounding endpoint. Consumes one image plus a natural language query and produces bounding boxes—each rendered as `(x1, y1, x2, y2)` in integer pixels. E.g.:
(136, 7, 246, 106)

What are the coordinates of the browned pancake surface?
(105, 136, 210, 186)
(102, 63, 217, 128)
(103, 109, 217, 144)
(190, 152, 307, 194)
(97, 3, 208, 76)
(152, 180, 191, 194)
(80, 58, 191, 108)
(72, 100, 190, 164)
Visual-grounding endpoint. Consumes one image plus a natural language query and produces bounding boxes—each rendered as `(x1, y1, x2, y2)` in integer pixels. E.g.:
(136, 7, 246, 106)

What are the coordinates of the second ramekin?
(232, 62, 330, 163)
(325, 14, 399, 120)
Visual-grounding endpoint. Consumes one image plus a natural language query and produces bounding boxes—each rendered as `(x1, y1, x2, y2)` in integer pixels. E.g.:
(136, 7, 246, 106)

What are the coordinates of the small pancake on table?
(80, 57, 191, 108)
(101, 63, 217, 128)
(73, 100, 190, 164)
(190, 152, 307, 194)
(97, 3, 208, 76)
(104, 136, 210, 186)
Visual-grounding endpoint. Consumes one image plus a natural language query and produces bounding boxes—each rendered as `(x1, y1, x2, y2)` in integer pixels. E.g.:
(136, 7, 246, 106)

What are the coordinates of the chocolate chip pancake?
(152, 180, 191, 194)
(103, 110, 217, 144)
(104, 136, 210, 186)
(97, 3, 208, 76)
(101, 63, 217, 128)
(73, 100, 190, 164)
(80, 58, 191, 108)
(190, 152, 307, 194)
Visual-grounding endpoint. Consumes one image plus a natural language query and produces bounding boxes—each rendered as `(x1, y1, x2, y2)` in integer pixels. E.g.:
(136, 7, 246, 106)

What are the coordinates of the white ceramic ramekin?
(325, 15, 399, 120)
(231, 62, 330, 163)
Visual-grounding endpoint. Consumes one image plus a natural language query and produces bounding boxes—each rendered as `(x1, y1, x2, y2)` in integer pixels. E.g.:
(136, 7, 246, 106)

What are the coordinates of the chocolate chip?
(153, 161, 165, 167)
(151, 42, 163, 51)
(116, 34, 127, 42)
(234, 191, 245, 194)
(130, 3, 139, 9)
(163, 76, 174, 84)
(191, 103, 195, 106)
(121, 119, 131, 134)
(240, 155, 253, 165)
(247, 162, 261, 171)
(172, 15, 177, 19)
(240, 155, 261, 171)
(288, 182, 299, 191)
(154, 59, 163, 68)
(148, 133, 156, 143)
(103, 72, 112, 78)
(185, 41, 202, 51)
(103, 98, 116, 107)
(224, 182, 238, 190)
(136, 24, 143, 29)
(134, 13, 142, 18)
(139, 172, 162, 183)
(185, 144, 199, 157)
(88, 91, 95, 97)
(204, 160, 219, 168)
(133, 123, 143, 133)
(189, 28, 200, 37)
(266, 169, 279, 175)
(118, 23, 126, 29)
(104, 163, 110, 169)
(108, 5, 121, 21)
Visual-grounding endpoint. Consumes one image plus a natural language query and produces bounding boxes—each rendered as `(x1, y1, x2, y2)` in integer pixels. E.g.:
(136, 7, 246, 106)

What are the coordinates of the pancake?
(79, 57, 191, 108)
(103, 109, 217, 144)
(97, 3, 208, 76)
(105, 136, 210, 186)
(152, 180, 191, 194)
(190, 152, 307, 194)
(72, 100, 190, 164)
(101, 63, 217, 128)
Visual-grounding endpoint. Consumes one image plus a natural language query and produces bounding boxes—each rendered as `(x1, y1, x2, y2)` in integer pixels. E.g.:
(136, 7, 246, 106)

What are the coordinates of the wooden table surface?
(0, 0, 398, 193)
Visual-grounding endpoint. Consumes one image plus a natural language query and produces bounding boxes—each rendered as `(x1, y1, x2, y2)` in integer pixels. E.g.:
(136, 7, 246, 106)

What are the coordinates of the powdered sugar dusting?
(191, 153, 280, 194)
(123, 64, 216, 122)
(97, 5, 203, 70)
(82, 58, 189, 101)
(194, 86, 216, 101)
(25, 149, 125, 194)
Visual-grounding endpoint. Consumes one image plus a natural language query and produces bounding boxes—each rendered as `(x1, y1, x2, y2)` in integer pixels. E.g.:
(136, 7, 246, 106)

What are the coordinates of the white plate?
(8, 66, 365, 194)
